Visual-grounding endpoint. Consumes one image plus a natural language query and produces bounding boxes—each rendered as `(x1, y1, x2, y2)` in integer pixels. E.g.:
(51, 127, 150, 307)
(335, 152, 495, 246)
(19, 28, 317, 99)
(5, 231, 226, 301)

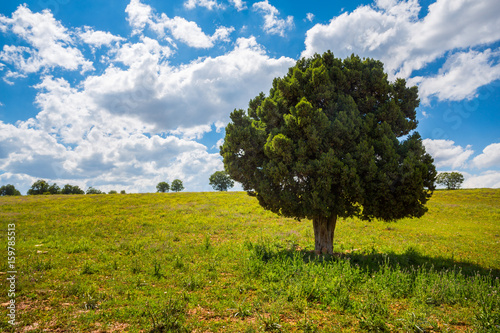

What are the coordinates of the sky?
(0, 0, 499, 194)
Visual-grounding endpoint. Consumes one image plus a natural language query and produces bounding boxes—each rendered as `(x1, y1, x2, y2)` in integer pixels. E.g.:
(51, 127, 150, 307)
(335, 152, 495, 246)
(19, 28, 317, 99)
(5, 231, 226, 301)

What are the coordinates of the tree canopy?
(436, 172, 464, 190)
(156, 181, 170, 193)
(171, 179, 184, 192)
(221, 52, 436, 254)
(209, 171, 234, 191)
(27, 179, 51, 195)
(61, 184, 85, 195)
(0, 184, 21, 196)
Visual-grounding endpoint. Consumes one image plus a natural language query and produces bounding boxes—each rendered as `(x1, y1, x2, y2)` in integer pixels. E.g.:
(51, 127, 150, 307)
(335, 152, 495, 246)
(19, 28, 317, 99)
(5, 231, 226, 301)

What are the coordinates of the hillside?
(0, 189, 499, 331)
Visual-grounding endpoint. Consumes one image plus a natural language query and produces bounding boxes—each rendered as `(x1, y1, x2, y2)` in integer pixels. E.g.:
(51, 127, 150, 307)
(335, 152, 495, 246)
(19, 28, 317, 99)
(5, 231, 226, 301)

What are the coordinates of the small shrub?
(148, 297, 188, 333)
(81, 261, 96, 275)
(152, 261, 163, 278)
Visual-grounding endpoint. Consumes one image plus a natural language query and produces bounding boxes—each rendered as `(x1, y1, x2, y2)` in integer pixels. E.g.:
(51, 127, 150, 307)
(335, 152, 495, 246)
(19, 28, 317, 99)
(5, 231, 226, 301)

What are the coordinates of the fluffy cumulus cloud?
(252, 0, 294, 37)
(184, 0, 223, 10)
(0, 2, 296, 193)
(410, 49, 500, 104)
(472, 143, 500, 169)
(125, 0, 152, 35)
(302, 0, 500, 103)
(125, 0, 234, 48)
(422, 139, 474, 169)
(78, 27, 125, 48)
(463, 171, 500, 188)
(0, 5, 93, 78)
(84, 35, 293, 133)
(229, 0, 247, 11)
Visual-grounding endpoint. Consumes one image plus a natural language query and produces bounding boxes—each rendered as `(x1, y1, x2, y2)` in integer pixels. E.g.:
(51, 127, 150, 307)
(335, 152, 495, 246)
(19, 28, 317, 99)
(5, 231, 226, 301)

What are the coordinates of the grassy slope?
(0, 189, 499, 332)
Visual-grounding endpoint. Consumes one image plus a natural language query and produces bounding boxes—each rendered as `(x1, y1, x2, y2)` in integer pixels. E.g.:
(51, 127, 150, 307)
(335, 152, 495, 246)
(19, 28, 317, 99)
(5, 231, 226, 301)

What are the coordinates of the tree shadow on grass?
(253, 243, 500, 279)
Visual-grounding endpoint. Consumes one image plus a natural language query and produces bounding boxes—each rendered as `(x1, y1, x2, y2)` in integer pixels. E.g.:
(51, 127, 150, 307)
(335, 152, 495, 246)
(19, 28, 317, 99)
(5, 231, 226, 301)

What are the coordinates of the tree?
(221, 52, 436, 254)
(209, 171, 234, 191)
(436, 172, 464, 190)
(86, 187, 104, 194)
(108, 190, 118, 194)
(0, 184, 21, 196)
(171, 179, 184, 192)
(156, 181, 170, 193)
(61, 184, 85, 195)
(48, 183, 61, 195)
(27, 179, 50, 195)
(120, 190, 126, 194)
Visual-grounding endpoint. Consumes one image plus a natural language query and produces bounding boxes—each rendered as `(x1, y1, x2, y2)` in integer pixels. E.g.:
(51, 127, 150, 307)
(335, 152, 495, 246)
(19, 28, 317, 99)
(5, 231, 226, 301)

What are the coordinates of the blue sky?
(0, 0, 499, 193)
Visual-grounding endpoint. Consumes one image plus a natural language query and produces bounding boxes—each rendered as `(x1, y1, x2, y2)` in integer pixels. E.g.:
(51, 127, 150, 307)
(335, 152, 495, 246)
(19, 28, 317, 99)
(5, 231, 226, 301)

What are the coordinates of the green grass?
(0, 189, 499, 332)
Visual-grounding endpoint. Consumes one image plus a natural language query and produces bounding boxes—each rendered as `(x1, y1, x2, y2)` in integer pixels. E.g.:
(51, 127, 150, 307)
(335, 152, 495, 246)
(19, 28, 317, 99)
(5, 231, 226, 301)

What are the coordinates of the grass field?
(0, 189, 499, 332)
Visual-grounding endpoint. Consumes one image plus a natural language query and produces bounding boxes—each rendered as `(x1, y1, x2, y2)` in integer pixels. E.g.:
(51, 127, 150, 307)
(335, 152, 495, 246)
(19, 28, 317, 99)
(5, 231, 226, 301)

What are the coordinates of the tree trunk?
(312, 215, 337, 254)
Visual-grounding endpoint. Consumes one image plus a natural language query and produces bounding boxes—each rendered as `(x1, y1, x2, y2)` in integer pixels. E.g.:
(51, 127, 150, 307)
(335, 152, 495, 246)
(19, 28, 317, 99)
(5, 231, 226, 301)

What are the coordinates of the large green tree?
(436, 172, 464, 190)
(0, 184, 21, 196)
(61, 184, 85, 195)
(156, 181, 170, 193)
(171, 179, 184, 192)
(27, 179, 50, 195)
(221, 52, 436, 254)
(209, 171, 234, 191)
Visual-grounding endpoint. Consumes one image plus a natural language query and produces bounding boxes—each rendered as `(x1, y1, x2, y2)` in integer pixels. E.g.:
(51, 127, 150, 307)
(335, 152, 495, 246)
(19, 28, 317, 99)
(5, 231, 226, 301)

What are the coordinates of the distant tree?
(61, 184, 85, 195)
(209, 171, 234, 191)
(221, 52, 436, 254)
(120, 190, 126, 194)
(156, 181, 170, 193)
(86, 187, 105, 194)
(436, 172, 464, 190)
(48, 183, 61, 195)
(0, 184, 21, 196)
(171, 179, 184, 192)
(108, 190, 117, 194)
(27, 179, 50, 195)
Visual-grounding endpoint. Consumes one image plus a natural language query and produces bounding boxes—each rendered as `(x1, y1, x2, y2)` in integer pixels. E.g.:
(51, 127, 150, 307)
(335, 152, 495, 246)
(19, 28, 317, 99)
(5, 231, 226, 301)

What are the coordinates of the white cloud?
(306, 13, 315, 22)
(229, 0, 247, 11)
(212, 138, 224, 150)
(83, 36, 294, 132)
(0, 5, 93, 76)
(79, 27, 125, 48)
(463, 171, 500, 188)
(125, 0, 234, 48)
(150, 14, 234, 48)
(422, 139, 474, 169)
(2, 70, 27, 85)
(125, 0, 152, 35)
(184, 0, 223, 10)
(410, 49, 500, 104)
(112, 36, 172, 67)
(252, 0, 294, 37)
(472, 143, 500, 169)
(302, 0, 500, 102)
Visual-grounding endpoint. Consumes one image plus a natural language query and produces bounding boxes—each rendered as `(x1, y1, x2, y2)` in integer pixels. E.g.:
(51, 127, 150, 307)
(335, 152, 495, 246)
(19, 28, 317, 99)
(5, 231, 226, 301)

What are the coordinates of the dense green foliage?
(209, 171, 234, 191)
(171, 179, 184, 192)
(156, 181, 170, 193)
(61, 184, 85, 195)
(436, 172, 465, 190)
(0, 190, 498, 332)
(27, 179, 51, 195)
(222, 52, 436, 253)
(0, 184, 21, 196)
(27, 180, 85, 195)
